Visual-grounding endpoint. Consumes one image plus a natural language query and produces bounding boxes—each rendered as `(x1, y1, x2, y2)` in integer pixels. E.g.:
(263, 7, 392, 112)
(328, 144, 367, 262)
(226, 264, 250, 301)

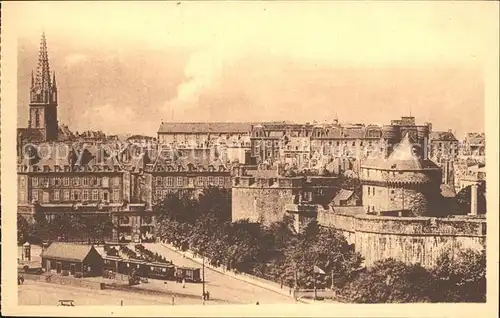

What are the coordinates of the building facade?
(231, 163, 339, 224)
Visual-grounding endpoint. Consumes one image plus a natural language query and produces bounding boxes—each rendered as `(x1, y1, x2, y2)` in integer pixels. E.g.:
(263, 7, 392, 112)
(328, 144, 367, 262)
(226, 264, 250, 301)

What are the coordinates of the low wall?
(317, 211, 486, 268)
(293, 289, 344, 302)
(22, 273, 104, 290)
(21, 273, 45, 282)
(161, 243, 297, 300)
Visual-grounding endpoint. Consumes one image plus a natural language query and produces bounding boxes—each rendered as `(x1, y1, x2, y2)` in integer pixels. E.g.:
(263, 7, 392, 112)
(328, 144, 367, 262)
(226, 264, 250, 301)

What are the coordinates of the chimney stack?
(469, 182, 479, 216)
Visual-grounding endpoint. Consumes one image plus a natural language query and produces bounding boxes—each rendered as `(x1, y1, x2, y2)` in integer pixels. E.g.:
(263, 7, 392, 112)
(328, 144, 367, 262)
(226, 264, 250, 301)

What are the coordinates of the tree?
(342, 258, 435, 303)
(224, 220, 269, 273)
(432, 248, 486, 302)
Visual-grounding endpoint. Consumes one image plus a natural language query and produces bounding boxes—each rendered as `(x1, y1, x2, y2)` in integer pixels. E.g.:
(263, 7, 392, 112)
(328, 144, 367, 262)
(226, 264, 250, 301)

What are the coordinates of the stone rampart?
(232, 187, 297, 224)
(317, 211, 486, 268)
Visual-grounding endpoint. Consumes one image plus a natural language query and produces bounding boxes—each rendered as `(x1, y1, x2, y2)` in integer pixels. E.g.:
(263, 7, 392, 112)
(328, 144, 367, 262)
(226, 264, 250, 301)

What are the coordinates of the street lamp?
(202, 254, 206, 305)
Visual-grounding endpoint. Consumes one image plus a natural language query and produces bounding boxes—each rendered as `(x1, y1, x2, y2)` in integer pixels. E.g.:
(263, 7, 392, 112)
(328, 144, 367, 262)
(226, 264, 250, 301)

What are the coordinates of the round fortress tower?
(360, 134, 442, 216)
(381, 125, 400, 157)
(416, 125, 430, 158)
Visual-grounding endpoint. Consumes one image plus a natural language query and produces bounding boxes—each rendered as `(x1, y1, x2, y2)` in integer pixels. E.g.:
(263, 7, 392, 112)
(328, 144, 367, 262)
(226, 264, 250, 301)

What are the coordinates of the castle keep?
(361, 134, 442, 217)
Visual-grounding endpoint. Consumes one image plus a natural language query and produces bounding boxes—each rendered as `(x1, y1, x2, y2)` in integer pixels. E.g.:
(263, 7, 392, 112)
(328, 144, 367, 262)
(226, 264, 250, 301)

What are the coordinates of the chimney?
(470, 182, 479, 216)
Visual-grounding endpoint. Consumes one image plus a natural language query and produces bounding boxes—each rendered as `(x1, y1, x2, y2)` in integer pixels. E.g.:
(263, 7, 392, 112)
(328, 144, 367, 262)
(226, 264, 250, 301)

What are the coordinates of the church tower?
(28, 33, 58, 141)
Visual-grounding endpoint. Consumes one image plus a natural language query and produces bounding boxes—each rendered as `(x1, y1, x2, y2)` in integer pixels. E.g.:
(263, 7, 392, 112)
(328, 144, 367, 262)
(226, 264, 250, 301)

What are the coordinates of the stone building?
(381, 116, 431, 158)
(231, 164, 339, 224)
(16, 142, 152, 242)
(459, 132, 485, 159)
(156, 122, 256, 145)
(361, 134, 442, 216)
(147, 158, 232, 207)
(428, 130, 459, 162)
(457, 163, 486, 191)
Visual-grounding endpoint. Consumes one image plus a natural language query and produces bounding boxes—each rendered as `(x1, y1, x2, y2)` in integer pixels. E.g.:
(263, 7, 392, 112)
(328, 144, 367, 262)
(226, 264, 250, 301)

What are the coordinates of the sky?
(13, 1, 496, 138)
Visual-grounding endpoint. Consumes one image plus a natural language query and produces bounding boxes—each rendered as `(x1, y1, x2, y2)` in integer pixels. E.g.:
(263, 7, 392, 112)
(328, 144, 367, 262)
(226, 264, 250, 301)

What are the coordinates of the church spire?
(31, 33, 55, 104)
(52, 71, 57, 89)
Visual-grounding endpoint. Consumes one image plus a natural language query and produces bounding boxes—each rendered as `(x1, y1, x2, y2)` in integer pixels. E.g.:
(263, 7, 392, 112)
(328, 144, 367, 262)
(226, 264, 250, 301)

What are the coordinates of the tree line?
(17, 211, 114, 244)
(154, 187, 486, 303)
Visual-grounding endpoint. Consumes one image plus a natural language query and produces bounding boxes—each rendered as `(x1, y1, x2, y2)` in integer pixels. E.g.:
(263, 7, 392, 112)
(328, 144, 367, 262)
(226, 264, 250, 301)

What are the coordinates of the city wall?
(317, 211, 486, 268)
(232, 187, 297, 224)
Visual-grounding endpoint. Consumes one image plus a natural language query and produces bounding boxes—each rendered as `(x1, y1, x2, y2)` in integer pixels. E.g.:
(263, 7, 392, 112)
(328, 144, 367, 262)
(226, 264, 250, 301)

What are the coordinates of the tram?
(102, 255, 180, 281)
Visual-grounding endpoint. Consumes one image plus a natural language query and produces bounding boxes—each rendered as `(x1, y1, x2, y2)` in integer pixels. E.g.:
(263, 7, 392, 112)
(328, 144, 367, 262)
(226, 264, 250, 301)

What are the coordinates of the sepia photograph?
(1, 1, 499, 317)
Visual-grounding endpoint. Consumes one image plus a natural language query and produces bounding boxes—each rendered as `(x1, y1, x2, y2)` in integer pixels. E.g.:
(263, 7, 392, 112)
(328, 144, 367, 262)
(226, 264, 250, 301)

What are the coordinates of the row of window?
(154, 189, 180, 200)
(117, 215, 153, 225)
(367, 187, 398, 196)
(30, 176, 120, 188)
(256, 140, 377, 148)
(26, 188, 121, 203)
(154, 176, 229, 187)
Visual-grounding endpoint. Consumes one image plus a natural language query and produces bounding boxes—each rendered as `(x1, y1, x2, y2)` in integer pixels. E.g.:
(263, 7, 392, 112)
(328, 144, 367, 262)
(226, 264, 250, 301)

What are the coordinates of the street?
(141, 243, 296, 305)
(18, 279, 174, 306)
(17, 243, 295, 305)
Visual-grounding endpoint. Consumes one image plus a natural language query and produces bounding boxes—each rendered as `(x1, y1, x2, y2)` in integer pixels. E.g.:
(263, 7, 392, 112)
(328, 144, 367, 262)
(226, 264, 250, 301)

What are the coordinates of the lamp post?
(202, 255, 206, 305)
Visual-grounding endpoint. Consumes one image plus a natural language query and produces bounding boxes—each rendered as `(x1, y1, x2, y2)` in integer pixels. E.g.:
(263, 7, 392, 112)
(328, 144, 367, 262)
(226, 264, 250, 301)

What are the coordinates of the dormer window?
(43, 165, 50, 172)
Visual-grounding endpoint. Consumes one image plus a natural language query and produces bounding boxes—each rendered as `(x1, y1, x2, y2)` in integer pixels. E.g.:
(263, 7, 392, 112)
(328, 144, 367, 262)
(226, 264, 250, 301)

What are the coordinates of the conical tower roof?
(363, 134, 439, 171)
(35, 33, 51, 92)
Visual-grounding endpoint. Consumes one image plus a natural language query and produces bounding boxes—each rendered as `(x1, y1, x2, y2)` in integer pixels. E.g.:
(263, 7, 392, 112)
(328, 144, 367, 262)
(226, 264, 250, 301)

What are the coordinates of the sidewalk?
(157, 242, 307, 303)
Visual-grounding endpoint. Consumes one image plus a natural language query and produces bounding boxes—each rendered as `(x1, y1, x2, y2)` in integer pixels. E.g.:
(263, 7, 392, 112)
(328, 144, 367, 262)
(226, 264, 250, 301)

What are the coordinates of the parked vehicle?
(175, 266, 201, 283)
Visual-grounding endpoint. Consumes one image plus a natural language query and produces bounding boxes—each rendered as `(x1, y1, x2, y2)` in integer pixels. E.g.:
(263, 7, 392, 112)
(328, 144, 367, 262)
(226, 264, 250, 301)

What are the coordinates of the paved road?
(18, 280, 228, 306)
(142, 243, 295, 305)
(17, 243, 295, 305)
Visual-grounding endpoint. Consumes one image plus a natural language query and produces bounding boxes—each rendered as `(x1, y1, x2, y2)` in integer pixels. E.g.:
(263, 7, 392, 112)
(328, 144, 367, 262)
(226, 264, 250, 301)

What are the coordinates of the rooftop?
(158, 122, 258, 134)
(363, 134, 440, 171)
(429, 131, 458, 142)
(41, 243, 99, 262)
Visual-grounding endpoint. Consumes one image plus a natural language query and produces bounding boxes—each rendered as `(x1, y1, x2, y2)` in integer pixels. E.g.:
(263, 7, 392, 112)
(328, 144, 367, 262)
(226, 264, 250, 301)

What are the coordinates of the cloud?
(162, 44, 245, 118)
(78, 104, 144, 135)
(64, 53, 88, 66)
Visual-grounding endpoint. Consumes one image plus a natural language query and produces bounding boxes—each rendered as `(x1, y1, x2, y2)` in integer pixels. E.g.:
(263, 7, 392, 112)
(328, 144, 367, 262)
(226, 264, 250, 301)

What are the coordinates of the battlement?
(317, 210, 486, 267)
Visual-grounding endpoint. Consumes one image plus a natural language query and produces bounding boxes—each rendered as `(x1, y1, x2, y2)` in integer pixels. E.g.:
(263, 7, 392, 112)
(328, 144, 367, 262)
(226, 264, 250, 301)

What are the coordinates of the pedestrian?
(256, 301, 259, 305)
(182, 278, 185, 288)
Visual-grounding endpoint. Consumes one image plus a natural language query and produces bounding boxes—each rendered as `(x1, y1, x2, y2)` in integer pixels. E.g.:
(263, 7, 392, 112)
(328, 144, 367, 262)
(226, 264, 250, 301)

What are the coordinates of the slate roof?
(41, 243, 100, 262)
(19, 142, 122, 169)
(18, 128, 44, 142)
(429, 131, 458, 141)
(158, 122, 257, 134)
(333, 189, 355, 201)
(363, 134, 440, 171)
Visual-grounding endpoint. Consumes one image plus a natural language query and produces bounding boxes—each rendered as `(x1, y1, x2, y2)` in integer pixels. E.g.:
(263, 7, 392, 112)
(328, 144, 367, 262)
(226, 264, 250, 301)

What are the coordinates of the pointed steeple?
(33, 32, 52, 102)
(52, 71, 57, 89)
